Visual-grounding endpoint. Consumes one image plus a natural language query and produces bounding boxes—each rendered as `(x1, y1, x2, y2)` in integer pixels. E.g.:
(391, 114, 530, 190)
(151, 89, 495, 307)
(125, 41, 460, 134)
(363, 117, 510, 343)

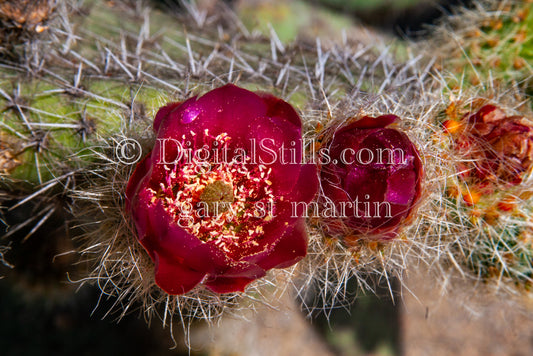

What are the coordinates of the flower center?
(149, 131, 276, 258)
(199, 180, 234, 215)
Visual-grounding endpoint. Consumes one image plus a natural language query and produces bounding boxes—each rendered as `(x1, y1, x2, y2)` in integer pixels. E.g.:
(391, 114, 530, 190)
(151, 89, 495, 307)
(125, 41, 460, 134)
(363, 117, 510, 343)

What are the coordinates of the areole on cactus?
(431, 0, 533, 103)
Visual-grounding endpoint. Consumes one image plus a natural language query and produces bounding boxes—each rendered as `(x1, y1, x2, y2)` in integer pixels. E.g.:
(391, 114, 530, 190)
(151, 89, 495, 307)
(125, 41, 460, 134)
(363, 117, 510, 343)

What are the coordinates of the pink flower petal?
(246, 115, 303, 197)
(259, 92, 302, 129)
(153, 101, 183, 133)
(153, 251, 206, 295)
(253, 219, 308, 270)
(125, 154, 152, 208)
(343, 115, 398, 130)
(385, 169, 416, 205)
(288, 163, 319, 207)
(156, 84, 267, 140)
(204, 276, 258, 294)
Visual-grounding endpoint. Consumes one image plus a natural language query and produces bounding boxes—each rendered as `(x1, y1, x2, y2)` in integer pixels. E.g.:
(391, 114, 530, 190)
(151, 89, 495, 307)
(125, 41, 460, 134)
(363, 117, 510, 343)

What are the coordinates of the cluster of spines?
(430, 0, 533, 101)
(435, 94, 533, 293)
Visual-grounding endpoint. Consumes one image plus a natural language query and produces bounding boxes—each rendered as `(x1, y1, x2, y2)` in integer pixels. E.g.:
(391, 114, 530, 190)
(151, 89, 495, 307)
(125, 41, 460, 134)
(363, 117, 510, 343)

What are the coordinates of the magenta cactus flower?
(125, 84, 318, 295)
(320, 115, 423, 241)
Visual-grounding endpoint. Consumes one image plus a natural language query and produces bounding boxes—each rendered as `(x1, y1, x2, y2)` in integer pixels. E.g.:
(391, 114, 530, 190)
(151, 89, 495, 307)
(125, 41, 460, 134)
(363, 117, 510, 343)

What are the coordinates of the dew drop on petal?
(181, 106, 201, 124)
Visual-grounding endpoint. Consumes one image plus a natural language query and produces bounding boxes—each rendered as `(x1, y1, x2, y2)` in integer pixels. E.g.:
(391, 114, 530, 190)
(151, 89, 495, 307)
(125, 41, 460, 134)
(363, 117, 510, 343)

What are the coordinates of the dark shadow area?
(308, 0, 475, 38)
(0, 280, 183, 356)
(151, 0, 475, 39)
(0, 197, 186, 356)
(305, 276, 402, 356)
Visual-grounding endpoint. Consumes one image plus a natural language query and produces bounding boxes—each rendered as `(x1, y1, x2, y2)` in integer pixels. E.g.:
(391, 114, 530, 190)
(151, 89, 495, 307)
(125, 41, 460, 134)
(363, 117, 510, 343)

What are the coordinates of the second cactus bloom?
(319, 115, 424, 241)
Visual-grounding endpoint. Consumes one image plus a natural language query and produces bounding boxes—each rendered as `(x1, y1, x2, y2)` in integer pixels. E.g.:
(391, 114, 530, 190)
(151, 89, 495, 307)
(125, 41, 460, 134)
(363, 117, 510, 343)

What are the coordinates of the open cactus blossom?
(126, 84, 318, 295)
(319, 115, 423, 241)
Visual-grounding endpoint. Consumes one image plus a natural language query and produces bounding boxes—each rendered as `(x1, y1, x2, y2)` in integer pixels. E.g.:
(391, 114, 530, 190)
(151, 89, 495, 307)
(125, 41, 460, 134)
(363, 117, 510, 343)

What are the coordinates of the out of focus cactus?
(437, 97, 533, 292)
(423, 0, 533, 294)
(431, 1, 533, 97)
(0, 0, 57, 59)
